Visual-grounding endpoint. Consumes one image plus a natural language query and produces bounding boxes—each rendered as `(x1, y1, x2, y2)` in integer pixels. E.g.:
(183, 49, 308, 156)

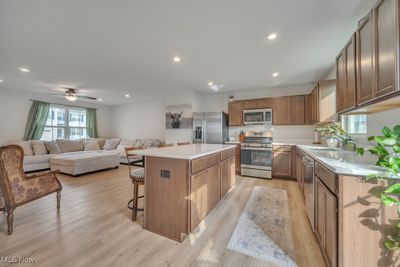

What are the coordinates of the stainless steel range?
(240, 131, 273, 179)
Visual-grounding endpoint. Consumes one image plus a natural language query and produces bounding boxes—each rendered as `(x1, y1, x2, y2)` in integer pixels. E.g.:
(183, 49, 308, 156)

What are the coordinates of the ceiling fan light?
(65, 94, 78, 101)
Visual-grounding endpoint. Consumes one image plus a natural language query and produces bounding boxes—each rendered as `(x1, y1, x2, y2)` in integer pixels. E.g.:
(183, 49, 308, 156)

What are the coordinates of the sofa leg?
(56, 191, 61, 210)
(7, 209, 14, 235)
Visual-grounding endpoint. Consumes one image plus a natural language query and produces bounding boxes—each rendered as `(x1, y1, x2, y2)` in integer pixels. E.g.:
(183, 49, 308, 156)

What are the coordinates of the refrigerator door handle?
(203, 120, 207, 144)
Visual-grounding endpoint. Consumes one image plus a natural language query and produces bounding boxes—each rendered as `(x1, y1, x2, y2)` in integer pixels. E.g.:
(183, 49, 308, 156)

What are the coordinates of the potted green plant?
(357, 125, 400, 250)
(316, 122, 355, 150)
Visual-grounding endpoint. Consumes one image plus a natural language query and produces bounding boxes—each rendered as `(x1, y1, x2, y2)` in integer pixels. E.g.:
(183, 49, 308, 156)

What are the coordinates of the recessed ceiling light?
(0, 79, 3, 83)
(98, 98, 103, 102)
(208, 81, 214, 86)
(267, 33, 277, 40)
(18, 67, 30, 73)
(173, 56, 181, 63)
(125, 94, 131, 98)
(272, 72, 279, 77)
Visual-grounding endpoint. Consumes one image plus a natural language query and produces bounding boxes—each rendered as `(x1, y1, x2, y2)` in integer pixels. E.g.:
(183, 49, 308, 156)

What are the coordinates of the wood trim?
(221, 148, 235, 161)
(315, 162, 337, 195)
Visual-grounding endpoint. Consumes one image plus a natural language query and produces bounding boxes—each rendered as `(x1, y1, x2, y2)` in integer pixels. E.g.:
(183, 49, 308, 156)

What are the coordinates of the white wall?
(0, 88, 113, 145)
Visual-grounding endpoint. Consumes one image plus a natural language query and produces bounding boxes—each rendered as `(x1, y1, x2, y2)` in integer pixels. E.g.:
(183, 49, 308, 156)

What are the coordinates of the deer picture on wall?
(168, 110, 183, 128)
(165, 104, 193, 129)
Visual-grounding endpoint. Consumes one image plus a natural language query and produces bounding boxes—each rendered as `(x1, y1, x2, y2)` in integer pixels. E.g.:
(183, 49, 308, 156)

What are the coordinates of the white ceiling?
(0, 0, 376, 105)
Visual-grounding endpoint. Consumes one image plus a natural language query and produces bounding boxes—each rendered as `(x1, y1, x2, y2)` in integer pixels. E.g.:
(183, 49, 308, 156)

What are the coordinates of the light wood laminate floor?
(0, 166, 325, 267)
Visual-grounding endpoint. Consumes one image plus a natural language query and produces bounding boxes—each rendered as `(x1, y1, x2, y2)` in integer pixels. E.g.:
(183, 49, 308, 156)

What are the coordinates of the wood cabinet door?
(244, 99, 258, 110)
(228, 101, 244, 126)
(272, 150, 292, 177)
(273, 96, 291, 125)
(207, 164, 221, 212)
(190, 170, 209, 230)
(310, 87, 319, 123)
(220, 157, 235, 197)
(304, 94, 312, 125)
(235, 144, 241, 174)
(258, 98, 273, 108)
(336, 50, 346, 113)
(357, 13, 375, 105)
(373, 0, 397, 98)
(315, 178, 338, 267)
(345, 34, 357, 110)
(290, 95, 305, 125)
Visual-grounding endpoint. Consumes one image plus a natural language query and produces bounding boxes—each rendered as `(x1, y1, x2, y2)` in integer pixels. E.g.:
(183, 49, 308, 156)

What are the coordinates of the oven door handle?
(241, 147, 272, 151)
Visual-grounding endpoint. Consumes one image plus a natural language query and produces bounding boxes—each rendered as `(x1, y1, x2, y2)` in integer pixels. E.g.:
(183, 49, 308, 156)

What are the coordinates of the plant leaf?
(357, 147, 365, 156)
(381, 193, 398, 206)
(382, 126, 392, 137)
(384, 239, 397, 250)
(385, 183, 400, 194)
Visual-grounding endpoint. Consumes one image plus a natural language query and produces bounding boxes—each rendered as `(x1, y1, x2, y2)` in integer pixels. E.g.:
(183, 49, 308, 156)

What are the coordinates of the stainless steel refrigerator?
(192, 112, 229, 144)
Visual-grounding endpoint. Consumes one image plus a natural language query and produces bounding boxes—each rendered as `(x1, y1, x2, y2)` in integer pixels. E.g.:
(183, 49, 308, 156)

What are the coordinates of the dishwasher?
(302, 155, 315, 230)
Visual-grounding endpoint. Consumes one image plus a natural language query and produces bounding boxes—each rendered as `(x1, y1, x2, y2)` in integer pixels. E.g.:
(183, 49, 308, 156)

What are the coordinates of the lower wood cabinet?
(221, 156, 235, 197)
(272, 145, 293, 178)
(295, 150, 305, 200)
(315, 177, 338, 267)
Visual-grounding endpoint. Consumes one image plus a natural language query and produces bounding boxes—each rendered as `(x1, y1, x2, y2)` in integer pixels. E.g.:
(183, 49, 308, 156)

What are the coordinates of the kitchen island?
(133, 144, 237, 242)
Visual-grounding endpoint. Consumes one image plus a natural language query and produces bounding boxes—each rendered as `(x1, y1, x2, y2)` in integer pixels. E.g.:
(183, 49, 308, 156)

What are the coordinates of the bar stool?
(125, 146, 145, 221)
(177, 142, 191, 146)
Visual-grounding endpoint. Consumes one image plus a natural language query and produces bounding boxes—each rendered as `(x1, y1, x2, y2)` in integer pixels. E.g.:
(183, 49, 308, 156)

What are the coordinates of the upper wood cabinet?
(356, 13, 375, 105)
(310, 87, 320, 124)
(243, 99, 258, 109)
(243, 98, 273, 109)
(257, 98, 273, 108)
(228, 101, 243, 126)
(373, 0, 397, 98)
(273, 96, 292, 125)
(291, 95, 305, 125)
(337, 34, 357, 113)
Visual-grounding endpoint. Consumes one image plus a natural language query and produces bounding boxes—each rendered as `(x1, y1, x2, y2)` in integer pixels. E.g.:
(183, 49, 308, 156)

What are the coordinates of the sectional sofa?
(11, 138, 163, 173)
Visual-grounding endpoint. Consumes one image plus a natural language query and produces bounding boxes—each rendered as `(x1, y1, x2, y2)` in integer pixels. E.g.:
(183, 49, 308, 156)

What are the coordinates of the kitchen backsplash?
(229, 125, 316, 141)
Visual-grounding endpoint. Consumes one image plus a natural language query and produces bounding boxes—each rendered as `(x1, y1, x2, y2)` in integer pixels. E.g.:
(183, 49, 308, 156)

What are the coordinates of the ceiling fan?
(47, 88, 97, 102)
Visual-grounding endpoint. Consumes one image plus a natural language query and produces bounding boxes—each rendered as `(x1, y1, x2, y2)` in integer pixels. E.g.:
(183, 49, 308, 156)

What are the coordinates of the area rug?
(227, 186, 297, 267)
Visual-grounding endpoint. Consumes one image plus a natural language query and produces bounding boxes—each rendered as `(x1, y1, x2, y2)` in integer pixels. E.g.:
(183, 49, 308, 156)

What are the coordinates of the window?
(41, 105, 87, 141)
(341, 114, 367, 134)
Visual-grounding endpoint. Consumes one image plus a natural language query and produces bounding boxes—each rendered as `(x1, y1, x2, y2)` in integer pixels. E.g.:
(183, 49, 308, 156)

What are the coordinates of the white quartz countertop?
(296, 145, 385, 177)
(132, 144, 237, 160)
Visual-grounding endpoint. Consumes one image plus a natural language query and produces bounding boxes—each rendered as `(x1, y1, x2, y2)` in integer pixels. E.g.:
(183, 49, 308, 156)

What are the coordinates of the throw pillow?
(44, 141, 61, 154)
(87, 138, 106, 149)
(14, 141, 34, 156)
(83, 141, 100, 151)
(31, 140, 48, 155)
(103, 139, 120, 150)
(56, 139, 84, 153)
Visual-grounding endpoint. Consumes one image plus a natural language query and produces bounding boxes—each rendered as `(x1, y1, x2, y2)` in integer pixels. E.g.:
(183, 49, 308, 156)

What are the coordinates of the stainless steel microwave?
(243, 109, 272, 125)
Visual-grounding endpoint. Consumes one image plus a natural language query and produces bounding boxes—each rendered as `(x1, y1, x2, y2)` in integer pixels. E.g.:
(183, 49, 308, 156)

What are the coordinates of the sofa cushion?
(142, 138, 162, 148)
(87, 138, 106, 149)
(14, 141, 34, 156)
(103, 139, 120, 150)
(56, 139, 84, 153)
(24, 154, 51, 165)
(119, 139, 135, 147)
(45, 141, 61, 154)
(31, 140, 48, 155)
(84, 141, 100, 151)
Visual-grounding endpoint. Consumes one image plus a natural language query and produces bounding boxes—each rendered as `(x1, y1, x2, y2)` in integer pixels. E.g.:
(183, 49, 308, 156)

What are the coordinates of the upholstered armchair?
(0, 145, 62, 235)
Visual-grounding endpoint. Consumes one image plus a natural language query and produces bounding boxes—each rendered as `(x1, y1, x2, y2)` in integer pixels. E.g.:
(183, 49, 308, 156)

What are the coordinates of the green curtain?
(23, 101, 50, 140)
(86, 108, 99, 138)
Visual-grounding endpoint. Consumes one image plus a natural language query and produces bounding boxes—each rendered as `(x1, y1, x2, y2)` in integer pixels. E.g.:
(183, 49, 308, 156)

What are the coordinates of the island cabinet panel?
(191, 153, 220, 174)
(207, 164, 221, 212)
(144, 157, 189, 242)
(221, 147, 235, 161)
(228, 101, 244, 126)
(374, 0, 397, 98)
(338, 175, 399, 267)
(356, 12, 375, 105)
(190, 170, 209, 230)
(220, 156, 235, 197)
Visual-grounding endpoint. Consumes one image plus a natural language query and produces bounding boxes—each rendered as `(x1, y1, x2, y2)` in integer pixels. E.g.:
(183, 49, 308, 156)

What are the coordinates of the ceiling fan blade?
(78, 95, 97, 100)
(46, 93, 64, 96)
